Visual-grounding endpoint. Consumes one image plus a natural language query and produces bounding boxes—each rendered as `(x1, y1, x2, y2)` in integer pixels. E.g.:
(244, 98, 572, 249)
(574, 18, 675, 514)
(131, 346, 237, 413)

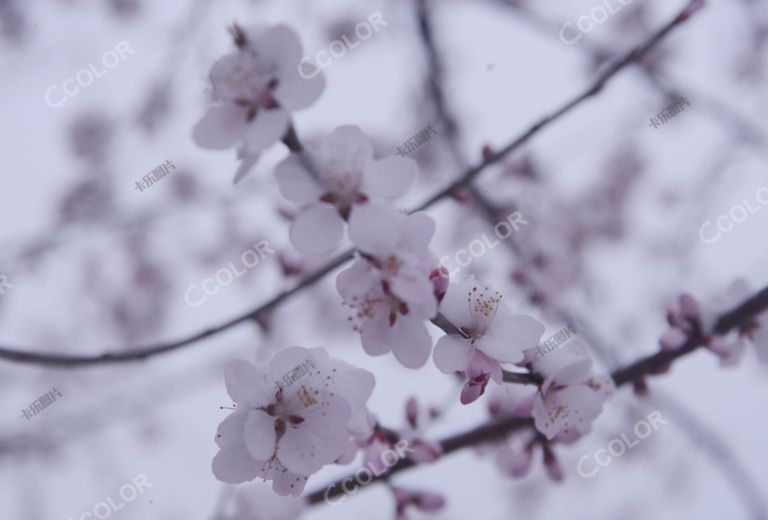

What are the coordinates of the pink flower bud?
(678, 293, 700, 322)
(407, 438, 443, 463)
(460, 381, 487, 404)
(659, 327, 688, 351)
(405, 396, 419, 430)
(543, 444, 564, 482)
(414, 491, 446, 512)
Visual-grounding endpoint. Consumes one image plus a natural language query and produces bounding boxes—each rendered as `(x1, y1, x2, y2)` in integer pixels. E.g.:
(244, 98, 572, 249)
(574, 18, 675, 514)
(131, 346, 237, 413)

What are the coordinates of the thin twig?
(305, 283, 768, 505)
(413, 0, 706, 211)
(0, 0, 704, 368)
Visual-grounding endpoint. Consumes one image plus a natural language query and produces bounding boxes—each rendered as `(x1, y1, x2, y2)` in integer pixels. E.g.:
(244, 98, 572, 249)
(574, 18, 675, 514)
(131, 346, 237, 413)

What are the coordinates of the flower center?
(465, 285, 503, 339)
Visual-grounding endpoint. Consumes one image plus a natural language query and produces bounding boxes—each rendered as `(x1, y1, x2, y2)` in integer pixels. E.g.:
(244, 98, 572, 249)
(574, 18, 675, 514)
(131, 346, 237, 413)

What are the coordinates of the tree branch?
(304, 282, 768, 506)
(0, 0, 705, 368)
(413, 0, 706, 212)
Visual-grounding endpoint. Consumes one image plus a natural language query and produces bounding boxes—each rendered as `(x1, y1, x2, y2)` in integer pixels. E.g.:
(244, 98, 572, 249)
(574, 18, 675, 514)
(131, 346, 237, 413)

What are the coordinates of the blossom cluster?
(196, 22, 623, 507)
(212, 347, 375, 496)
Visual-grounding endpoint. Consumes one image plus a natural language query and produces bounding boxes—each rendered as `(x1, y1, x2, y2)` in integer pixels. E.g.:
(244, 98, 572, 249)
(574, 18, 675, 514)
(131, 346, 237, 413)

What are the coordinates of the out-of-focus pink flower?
(212, 347, 374, 496)
(193, 24, 324, 183)
(275, 125, 417, 254)
(530, 341, 614, 441)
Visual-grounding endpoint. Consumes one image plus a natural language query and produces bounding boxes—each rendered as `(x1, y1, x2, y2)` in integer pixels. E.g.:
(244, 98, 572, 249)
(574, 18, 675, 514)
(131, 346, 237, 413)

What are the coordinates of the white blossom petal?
(318, 125, 373, 173)
(336, 260, 377, 302)
(363, 156, 417, 199)
(275, 154, 324, 205)
(391, 317, 433, 369)
(360, 308, 396, 357)
(212, 442, 264, 484)
(433, 334, 473, 374)
(290, 204, 345, 254)
(244, 410, 277, 461)
(192, 104, 247, 149)
(215, 411, 248, 448)
(348, 203, 402, 254)
(390, 266, 437, 310)
(224, 359, 272, 408)
(277, 395, 351, 474)
(242, 108, 290, 154)
(398, 213, 436, 253)
(255, 24, 303, 74)
(275, 69, 325, 111)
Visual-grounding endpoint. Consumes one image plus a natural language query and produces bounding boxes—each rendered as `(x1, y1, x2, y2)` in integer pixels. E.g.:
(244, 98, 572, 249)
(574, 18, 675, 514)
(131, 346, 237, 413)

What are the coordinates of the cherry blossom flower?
(432, 278, 545, 403)
(275, 125, 417, 254)
(193, 24, 324, 183)
(212, 346, 375, 496)
(336, 210, 440, 368)
(530, 341, 614, 441)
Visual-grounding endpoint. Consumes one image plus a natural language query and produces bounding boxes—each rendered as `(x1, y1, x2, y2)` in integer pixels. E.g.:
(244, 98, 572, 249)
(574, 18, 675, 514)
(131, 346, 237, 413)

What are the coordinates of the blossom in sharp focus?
(193, 24, 325, 184)
(275, 125, 417, 254)
(529, 341, 614, 441)
(336, 210, 440, 368)
(212, 346, 375, 496)
(432, 278, 545, 404)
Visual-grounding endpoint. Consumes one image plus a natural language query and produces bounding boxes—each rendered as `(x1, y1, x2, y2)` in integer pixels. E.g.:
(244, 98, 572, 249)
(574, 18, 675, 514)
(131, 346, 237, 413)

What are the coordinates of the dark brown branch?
(0, 250, 353, 366)
(413, 0, 706, 212)
(0, 0, 704, 368)
(304, 281, 768, 506)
